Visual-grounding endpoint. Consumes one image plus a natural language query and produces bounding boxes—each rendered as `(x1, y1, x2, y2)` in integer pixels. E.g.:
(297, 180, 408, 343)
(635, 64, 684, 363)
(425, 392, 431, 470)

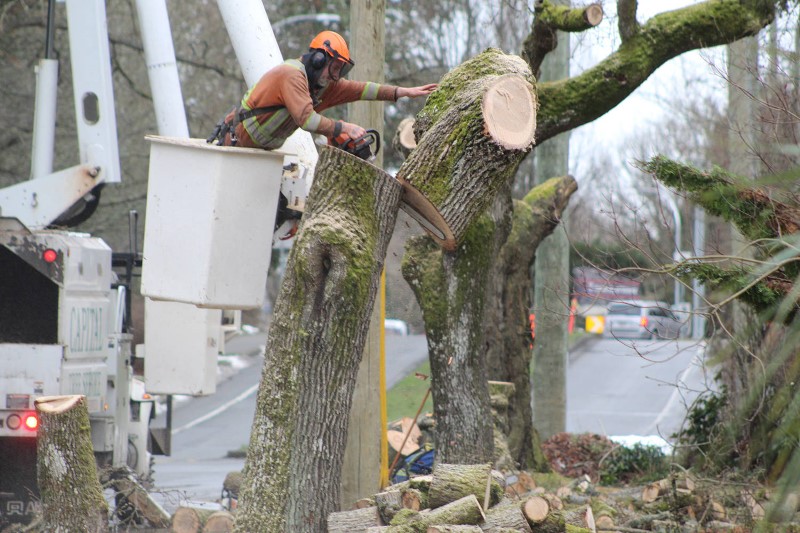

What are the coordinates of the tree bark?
(484, 176, 577, 466)
(35, 395, 108, 533)
(402, 217, 496, 464)
(397, 48, 536, 251)
(234, 146, 402, 533)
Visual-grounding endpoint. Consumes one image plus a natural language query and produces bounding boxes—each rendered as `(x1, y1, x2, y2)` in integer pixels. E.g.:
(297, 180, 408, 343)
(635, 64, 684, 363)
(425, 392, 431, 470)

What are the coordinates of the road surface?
(150, 332, 711, 510)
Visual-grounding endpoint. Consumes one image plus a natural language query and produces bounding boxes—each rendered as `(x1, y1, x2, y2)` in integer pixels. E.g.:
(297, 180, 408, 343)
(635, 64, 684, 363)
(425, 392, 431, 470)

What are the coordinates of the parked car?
(384, 319, 410, 336)
(603, 300, 682, 340)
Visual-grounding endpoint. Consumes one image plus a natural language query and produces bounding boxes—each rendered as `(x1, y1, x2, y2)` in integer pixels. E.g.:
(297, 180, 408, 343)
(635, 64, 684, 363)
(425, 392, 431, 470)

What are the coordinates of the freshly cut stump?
(36, 395, 108, 533)
(393, 117, 417, 159)
(396, 48, 536, 251)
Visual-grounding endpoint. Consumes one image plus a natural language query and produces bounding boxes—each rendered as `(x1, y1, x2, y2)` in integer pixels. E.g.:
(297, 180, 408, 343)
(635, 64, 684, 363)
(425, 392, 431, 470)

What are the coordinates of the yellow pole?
(379, 269, 389, 488)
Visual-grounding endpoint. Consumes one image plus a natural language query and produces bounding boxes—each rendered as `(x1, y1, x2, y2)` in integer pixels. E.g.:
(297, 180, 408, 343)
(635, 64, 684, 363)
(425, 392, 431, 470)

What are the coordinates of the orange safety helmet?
(309, 30, 354, 80)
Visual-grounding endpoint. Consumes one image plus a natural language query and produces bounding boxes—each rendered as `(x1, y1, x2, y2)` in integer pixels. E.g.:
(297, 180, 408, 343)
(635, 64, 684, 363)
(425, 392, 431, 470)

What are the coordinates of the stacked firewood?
(327, 463, 598, 532)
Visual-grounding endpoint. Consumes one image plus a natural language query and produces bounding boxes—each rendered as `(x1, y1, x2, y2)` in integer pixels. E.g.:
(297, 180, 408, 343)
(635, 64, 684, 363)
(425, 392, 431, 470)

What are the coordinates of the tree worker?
(207, 30, 436, 233)
(208, 30, 437, 150)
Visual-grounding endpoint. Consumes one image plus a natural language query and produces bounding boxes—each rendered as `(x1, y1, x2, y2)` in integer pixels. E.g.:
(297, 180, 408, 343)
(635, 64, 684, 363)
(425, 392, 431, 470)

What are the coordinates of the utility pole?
(531, 0, 570, 440)
(341, 0, 386, 508)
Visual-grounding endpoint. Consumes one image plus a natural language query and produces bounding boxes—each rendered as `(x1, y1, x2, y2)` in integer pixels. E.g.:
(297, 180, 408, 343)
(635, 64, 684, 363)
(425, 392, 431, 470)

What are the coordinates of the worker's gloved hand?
(341, 121, 366, 140)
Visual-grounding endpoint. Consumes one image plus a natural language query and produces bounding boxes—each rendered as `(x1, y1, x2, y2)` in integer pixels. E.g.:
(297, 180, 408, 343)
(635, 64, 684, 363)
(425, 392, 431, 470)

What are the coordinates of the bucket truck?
(0, 0, 316, 526)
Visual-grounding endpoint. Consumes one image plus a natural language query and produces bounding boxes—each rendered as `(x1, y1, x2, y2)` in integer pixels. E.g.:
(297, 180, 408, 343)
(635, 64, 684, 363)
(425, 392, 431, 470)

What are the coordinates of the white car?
(603, 300, 682, 340)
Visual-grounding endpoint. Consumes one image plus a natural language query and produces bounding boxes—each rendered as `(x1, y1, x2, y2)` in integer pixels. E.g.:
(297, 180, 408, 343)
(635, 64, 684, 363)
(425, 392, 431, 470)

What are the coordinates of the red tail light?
(640, 316, 649, 328)
(24, 414, 38, 430)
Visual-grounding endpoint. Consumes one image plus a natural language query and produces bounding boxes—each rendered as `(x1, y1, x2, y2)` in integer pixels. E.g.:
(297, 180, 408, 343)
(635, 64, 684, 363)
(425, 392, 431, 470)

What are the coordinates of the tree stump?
(234, 146, 403, 533)
(327, 506, 384, 532)
(428, 464, 502, 509)
(35, 395, 108, 533)
(396, 48, 536, 251)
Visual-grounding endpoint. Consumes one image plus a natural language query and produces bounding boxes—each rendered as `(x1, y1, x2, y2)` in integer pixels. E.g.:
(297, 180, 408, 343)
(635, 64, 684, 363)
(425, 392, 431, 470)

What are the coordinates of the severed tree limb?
(36, 395, 108, 533)
(617, 0, 639, 41)
(523, 1, 604, 78)
(641, 155, 800, 317)
(640, 155, 800, 241)
(234, 146, 403, 533)
(535, 0, 775, 143)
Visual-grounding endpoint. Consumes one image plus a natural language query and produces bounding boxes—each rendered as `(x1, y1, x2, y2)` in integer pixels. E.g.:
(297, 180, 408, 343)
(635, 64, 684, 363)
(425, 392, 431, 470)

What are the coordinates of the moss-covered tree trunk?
(484, 176, 577, 470)
(402, 216, 496, 464)
(35, 395, 108, 533)
(396, 48, 536, 251)
(234, 147, 402, 533)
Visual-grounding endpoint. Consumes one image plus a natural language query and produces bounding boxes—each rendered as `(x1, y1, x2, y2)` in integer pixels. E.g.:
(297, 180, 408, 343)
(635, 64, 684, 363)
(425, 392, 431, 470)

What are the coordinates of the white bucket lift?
(140, 136, 287, 310)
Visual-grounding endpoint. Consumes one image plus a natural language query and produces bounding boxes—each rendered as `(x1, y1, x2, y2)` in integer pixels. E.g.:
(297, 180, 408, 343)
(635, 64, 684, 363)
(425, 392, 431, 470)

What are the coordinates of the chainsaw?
(332, 129, 381, 161)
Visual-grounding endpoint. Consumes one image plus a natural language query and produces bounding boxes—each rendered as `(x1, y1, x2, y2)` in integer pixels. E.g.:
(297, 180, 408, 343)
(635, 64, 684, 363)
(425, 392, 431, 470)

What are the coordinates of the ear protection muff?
(310, 50, 327, 70)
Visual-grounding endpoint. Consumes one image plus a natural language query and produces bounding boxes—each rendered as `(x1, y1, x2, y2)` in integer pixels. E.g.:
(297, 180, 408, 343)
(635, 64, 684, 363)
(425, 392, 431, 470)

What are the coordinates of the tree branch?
(640, 155, 800, 242)
(617, 0, 639, 41)
(535, 0, 775, 143)
(522, 1, 603, 79)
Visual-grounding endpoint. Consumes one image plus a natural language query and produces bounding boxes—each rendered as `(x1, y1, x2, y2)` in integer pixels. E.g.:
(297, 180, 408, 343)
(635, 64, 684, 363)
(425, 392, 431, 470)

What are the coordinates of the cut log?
(641, 478, 671, 503)
(234, 145, 403, 533)
(393, 117, 417, 159)
(482, 501, 533, 532)
(594, 514, 615, 530)
(396, 49, 536, 251)
(171, 506, 216, 533)
(541, 493, 563, 511)
(201, 510, 235, 533)
(327, 505, 384, 532)
(422, 494, 486, 527)
(538, 505, 595, 533)
(402, 488, 429, 511)
(427, 526, 483, 532)
(110, 469, 171, 528)
(375, 490, 404, 523)
(352, 497, 377, 510)
(35, 395, 108, 533)
(429, 464, 503, 509)
(522, 495, 549, 525)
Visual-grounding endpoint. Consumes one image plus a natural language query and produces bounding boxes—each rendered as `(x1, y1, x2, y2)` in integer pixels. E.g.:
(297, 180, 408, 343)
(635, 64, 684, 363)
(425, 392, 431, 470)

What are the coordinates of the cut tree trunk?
(234, 146, 403, 533)
(392, 495, 487, 530)
(327, 506, 384, 532)
(397, 48, 536, 251)
(35, 395, 108, 533)
(483, 176, 577, 470)
(374, 490, 404, 523)
(428, 464, 502, 510)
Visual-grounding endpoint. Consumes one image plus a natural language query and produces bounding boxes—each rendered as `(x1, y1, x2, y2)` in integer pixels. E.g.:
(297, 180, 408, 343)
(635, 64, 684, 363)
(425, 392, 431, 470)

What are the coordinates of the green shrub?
(599, 443, 669, 485)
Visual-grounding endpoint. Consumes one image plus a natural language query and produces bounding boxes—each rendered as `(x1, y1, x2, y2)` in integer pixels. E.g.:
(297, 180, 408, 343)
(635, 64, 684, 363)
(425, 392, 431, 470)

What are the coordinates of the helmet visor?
(328, 57, 354, 81)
